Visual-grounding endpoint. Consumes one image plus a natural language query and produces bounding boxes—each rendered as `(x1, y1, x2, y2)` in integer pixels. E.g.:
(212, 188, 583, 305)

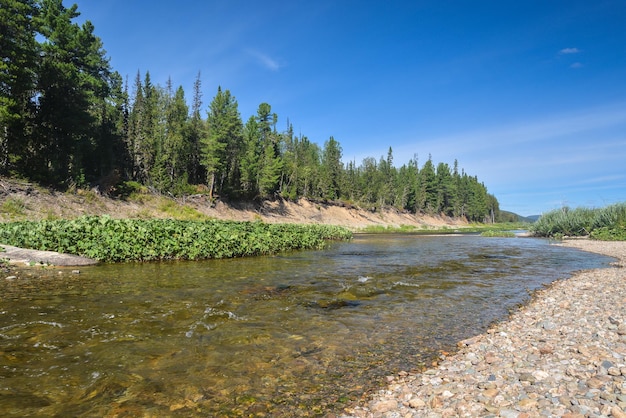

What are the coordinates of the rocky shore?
(342, 239, 626, 418)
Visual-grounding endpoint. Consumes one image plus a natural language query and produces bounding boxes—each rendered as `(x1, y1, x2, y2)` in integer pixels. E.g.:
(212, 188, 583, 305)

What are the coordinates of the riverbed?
(0, 235, 613, 416)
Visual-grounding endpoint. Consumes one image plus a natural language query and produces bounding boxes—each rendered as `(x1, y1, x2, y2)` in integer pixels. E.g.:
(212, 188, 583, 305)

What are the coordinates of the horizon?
(76, 1, 626, 217)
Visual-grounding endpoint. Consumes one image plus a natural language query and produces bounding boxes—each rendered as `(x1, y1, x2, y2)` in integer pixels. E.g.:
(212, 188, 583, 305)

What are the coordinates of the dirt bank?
(0, 177, 466, 230)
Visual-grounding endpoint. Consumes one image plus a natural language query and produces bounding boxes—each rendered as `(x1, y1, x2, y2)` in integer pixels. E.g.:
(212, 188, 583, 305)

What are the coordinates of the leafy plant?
(0, 216, 352, 262)
(590, 224, 626, 241)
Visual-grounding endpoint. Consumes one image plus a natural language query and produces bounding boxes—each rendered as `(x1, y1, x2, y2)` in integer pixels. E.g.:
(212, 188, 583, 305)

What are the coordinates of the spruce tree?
(0, 0, 38, 175)
(201, 87, 243, 198)
(320, 136, 343, 200)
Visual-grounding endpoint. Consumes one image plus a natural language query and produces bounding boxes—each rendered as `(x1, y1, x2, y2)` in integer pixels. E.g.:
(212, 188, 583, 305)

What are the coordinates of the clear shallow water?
(0, 235, 614, 416)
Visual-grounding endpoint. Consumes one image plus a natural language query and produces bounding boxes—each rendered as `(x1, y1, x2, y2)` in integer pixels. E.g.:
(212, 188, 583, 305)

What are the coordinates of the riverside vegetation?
(531, 203, 626, 241)
(0, 216, 352, 262)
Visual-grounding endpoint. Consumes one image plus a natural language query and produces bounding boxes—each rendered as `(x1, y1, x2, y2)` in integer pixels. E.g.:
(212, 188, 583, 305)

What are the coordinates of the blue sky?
(76, 1, 626, 216)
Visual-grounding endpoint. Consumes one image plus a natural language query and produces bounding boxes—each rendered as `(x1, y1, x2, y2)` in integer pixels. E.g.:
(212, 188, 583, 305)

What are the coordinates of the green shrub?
(531, 203, 626, 240)
(590, 224, 626, 241)
(114, 181, 147, 199)
(0, 216, 352, 262)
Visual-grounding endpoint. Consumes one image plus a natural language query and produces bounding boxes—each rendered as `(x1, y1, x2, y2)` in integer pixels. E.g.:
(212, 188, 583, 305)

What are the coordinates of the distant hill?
(498, 210, 540, 223)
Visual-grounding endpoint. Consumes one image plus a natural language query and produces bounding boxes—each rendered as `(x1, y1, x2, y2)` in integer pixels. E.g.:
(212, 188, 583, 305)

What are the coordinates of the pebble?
(340, 240, 626, 418)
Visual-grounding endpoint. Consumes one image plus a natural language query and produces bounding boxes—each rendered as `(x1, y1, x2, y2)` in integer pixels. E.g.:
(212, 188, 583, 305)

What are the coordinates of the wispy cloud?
(390, 102, 626, 162)
(559, 47, 580, 54)
(575, 174, 626, 186)
(570, 62, 583, 69)
(247, 49, 281, 71)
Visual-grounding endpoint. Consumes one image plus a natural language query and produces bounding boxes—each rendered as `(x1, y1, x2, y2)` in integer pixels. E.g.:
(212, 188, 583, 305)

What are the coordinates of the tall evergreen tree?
(127, 71, 158, 183)
(436, 162, 454, 215)
(157, 84, 189, 192)
(32, 0, 111, 185)
(420, 156, 437, 213)
(254, 103, 282, 198)
(187, 72, 204, 185)
(320, 136, 343, 200)
(0, 0, 38, 175)
(201, 87, 243, 198)
(359, 157, 379, 206)
(239, 116, 261, 196)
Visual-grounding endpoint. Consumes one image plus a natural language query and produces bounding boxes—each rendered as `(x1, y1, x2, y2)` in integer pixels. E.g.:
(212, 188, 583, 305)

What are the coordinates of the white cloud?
(575, 174, 626, 186)
(247, 49, 281, 71)
(559, 47, 580, 54)
(377, 102, 626, 167)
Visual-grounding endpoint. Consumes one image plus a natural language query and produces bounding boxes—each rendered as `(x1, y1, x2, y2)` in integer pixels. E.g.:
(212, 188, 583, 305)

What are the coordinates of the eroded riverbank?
(343, 239, 626, 417)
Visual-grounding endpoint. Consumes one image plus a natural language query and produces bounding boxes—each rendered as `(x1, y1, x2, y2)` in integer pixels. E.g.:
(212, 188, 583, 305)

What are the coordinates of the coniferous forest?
(1, 0, 499, 222)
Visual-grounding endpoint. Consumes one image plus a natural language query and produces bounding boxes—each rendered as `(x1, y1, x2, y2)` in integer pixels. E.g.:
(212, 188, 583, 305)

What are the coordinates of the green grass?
(531, 203, 626, 240)
(158, 199, 209, 221)
(480, 230, 516, 238)
(0, 197, 27, 218)
(0, 216, 352, 262)
(358, 222, 528, 235)
(358, 224, 426, 233)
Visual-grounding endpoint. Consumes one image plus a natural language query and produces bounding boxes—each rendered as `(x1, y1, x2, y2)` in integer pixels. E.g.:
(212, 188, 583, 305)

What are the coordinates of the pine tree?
(436, 162, 454, 215)
(320, 136, 343, 200)
(254, 103, 282, 198)
(187, 72, 204, 185)
(420, 156, 437, 214)
(359, 157, 379, 207)
(159, 84, 189, 192)
(239, 116, 261, 196)
(201, 87, 243, 198)
(128, 71, 160, 184)
(27, 0, 113, 186)
(0, 0, 38, 175)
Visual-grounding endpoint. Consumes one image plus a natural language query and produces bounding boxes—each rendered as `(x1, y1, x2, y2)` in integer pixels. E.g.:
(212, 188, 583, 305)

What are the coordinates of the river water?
(0, 234, 613, 416)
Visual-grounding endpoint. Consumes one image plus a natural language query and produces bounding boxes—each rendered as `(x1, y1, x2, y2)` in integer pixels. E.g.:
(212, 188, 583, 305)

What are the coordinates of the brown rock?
(429, 395, 443, 408)
(517, 398, 537, 409)
(612, 406, 626, 418)
(371, 399, 398, 414)
(518, 398, 537, 410)
(408, 398, 426, 408)
(485, 353, 498, 364)
(483, 388, 499, 398)
(539, 345, 554, 355)
(586, 377, 605, 389)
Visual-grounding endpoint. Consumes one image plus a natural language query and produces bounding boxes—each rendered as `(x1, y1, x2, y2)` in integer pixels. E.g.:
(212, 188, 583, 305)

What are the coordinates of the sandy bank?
(343, 239, 626, 417)
(1, 177, 465, 230)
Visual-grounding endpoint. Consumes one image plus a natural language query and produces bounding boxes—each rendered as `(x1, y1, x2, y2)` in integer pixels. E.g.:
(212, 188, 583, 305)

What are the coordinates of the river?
(0, 234, 613, 416)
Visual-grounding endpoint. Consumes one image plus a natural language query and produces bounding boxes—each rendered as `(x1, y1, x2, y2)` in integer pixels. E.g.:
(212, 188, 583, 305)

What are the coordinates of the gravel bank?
(342, 239, 626, 418)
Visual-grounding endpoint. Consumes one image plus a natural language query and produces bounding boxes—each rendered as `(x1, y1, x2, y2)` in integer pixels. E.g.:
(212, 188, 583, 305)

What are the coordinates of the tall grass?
(531, 203, 626, 240)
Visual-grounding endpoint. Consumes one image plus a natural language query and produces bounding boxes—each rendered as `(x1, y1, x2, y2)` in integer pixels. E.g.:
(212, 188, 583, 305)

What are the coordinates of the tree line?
(1, 0, 499, 222)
